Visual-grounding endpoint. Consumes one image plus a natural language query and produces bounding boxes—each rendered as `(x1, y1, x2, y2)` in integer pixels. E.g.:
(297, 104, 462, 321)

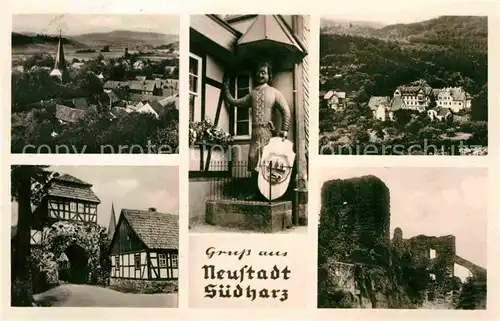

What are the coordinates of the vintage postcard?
(2, 0, 500, 320)
(11, 14, 180, 154)
(188, 15, 310, 234)
(10, 165, 179, 307)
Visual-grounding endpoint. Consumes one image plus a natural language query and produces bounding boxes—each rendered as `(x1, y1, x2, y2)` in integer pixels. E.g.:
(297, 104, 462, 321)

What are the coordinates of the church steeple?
(107, 203, 117, 239)
(50, 29, 68, 81)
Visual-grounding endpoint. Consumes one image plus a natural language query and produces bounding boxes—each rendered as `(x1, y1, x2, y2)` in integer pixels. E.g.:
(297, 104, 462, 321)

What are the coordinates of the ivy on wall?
(31, 220, 110, 291)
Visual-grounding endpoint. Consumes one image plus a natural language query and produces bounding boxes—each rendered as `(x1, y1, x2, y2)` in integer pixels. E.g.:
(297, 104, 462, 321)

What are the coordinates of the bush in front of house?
(109, 278, 178, 294)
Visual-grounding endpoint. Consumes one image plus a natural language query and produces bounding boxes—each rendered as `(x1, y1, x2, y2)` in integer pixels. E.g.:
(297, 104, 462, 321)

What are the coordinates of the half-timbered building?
(189, 15, 309, 228)
(109, 208, 179, 290)
(31, 174, 101, 246)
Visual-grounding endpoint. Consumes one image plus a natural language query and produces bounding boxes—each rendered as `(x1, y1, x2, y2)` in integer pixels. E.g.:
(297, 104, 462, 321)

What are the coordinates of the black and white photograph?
(10, 165, 179, 307)
(11, 14, 180, 154)
(318, 15, 488, 155)
(317, 167, 487, 309)
(187, 14, 310, 234)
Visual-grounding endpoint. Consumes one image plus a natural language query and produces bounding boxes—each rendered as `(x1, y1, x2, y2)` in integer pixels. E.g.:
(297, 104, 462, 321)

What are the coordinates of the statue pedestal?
(206, 199, 292, 233)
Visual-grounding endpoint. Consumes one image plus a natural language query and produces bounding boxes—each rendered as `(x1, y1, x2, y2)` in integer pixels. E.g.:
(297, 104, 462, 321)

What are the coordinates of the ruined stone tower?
(319, 175, 391, 264)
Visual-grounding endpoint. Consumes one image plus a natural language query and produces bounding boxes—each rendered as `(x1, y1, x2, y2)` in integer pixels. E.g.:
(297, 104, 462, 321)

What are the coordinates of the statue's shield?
(257, 137, 295, 200)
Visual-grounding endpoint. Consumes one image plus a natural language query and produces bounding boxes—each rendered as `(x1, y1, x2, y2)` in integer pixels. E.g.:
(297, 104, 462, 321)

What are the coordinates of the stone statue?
(223, 61, 291, 196)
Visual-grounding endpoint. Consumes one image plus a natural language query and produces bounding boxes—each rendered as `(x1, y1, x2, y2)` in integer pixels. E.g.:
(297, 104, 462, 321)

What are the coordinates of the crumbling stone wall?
(318, 175, 413, 308)
(392, 230, 460, 303)
(319, 175, 391, 265)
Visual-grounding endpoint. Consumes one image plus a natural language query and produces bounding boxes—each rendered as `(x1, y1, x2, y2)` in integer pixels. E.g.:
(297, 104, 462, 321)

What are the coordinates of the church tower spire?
(107, 202, 117, 239)
(50, 29, 68, 81)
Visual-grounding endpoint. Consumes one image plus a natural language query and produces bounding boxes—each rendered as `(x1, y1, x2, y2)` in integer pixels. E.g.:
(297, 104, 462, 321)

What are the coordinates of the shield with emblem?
(257, 137, 295, 200)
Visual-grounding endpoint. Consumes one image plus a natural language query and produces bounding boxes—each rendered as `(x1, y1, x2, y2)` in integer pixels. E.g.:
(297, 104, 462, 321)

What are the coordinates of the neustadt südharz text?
(201, 247, 291, 302)
(202, 265, 290, 301)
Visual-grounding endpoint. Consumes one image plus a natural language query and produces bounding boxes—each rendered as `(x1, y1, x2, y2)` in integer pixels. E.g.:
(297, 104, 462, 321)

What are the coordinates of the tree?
(23, 52, 54, 71)
(11, 166, 57, 306)
(70, 71, 103, 97)
(456, 273, 487, 309)
(428, 94, 437, 110)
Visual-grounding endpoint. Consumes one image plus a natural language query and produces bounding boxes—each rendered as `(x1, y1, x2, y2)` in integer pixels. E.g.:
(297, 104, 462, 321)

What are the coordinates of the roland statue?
(223, 61, 291, 199)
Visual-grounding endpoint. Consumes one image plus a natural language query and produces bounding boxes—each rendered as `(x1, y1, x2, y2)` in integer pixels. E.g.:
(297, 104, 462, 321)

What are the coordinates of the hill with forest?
(321, 16, 487, 51)
(12, 30, 179, 51)
(71, 30, 178, 48)
(320, 15, 487, 110)
(12, 32, 88, 49)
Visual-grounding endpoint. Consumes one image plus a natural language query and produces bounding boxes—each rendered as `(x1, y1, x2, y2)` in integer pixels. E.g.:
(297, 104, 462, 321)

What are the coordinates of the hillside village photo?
(317, 167, 487, 310)
(319, 15, 488, 155)
(10, 166, 179, 307)
(187, 15, 310, 234)
(11, 14, 180, 154)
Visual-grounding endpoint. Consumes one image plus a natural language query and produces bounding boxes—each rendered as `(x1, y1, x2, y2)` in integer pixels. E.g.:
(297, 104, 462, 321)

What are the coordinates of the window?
(189, 53, 202, 122)
(159, 253, 167, 267)
(134, 254, 141, 270)
(70, 202, 76, 212)
(115, 255, 120, 270)
(430, 248, 436, 259)
(171, 253, 178, 268)
(233, 73, 252, 138)
(77, 203, 84, 213)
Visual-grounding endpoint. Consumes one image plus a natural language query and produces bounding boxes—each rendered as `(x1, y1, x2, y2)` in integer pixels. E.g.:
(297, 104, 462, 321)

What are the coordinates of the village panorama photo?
(188, 15, 310, 234)
(318, 15, 488, 156)
(10, 165, 179, 307)
(11, 14, 180, 154)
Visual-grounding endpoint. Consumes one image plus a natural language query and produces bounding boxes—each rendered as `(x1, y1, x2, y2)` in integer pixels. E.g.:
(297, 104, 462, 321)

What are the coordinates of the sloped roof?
(129, 80, 155, 92)
(149, 100, 164, 115)
(56, 104, 87, 123)
(396, 85, 431, 95)
(159, 94, 179, 109)
(325, 91, 346, 100)
(368, 96, 390, 110)
(437, 107, 451, 116)
(111, 106, 128, 117)
(390, 95, 406, 111)
(54, 174, 92, 186)
(129, 94, 168, 103)
(73, 97, 89, 110)
(45, 174, 100, 203)
(122, 209, 178, 250)
(104, 80, 126, 90)
(237, 15, 304, 55)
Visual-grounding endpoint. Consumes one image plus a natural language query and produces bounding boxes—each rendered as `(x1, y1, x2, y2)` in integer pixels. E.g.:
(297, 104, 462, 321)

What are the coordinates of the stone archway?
(63, 243, 89, 284)
(41, 221, 104, 285)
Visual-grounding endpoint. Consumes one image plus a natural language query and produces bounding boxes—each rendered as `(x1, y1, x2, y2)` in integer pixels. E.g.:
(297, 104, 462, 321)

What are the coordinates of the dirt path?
(34, 284, 178, 307)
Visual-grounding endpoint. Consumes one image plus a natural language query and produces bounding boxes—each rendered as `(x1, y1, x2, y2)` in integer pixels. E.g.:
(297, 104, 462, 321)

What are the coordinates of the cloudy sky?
(11, 165, 179, 229)
(12, 14, 179, 35)
(316, 167, 488, 280)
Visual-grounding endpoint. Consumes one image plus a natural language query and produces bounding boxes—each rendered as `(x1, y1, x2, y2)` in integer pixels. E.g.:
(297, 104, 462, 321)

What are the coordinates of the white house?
(368, 96, 392, 121)
(324, 90, 346, 111)
(393, 84, 432, 112)
(436, 87, 472, 113)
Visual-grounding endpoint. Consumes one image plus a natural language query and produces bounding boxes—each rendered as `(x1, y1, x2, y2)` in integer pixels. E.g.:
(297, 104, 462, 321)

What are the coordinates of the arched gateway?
(30, 174, 105, 287)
